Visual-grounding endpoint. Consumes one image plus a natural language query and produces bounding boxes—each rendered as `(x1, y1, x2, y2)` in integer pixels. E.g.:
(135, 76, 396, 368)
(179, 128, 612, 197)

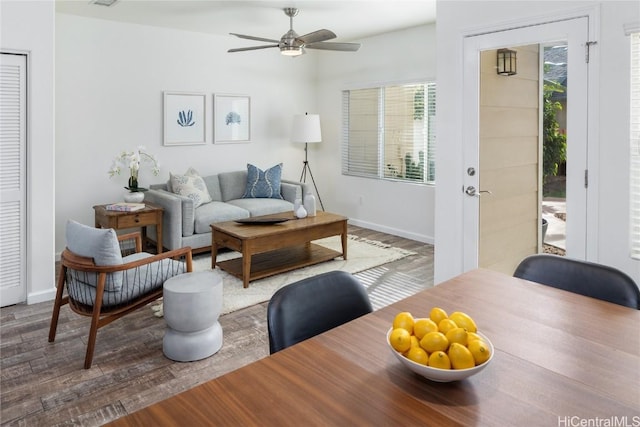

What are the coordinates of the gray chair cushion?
(66, 220, 124, 291)
(67, 253, 185, 307)
(194, 201, 249, 234)
(66, 220, 123, 266)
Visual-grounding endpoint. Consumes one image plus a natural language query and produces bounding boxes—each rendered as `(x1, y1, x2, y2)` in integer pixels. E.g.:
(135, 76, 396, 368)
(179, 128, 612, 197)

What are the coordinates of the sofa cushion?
(202, 174, 223, 202)
(194, 201, 250, 234)
(170, 167, 212, 209)
(227, 198, 293, 217)
(218, 170, 248, 202)
(242, 163, 283, 199)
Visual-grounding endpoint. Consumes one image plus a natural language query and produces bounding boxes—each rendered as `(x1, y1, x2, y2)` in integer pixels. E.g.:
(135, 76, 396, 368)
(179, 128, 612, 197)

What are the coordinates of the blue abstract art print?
(214, 94, 251, 143)
(163, 92, 206, 146)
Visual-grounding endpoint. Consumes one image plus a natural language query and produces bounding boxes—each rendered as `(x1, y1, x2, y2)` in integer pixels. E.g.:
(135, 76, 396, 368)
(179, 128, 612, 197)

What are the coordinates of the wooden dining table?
(108, 269, 640, 426)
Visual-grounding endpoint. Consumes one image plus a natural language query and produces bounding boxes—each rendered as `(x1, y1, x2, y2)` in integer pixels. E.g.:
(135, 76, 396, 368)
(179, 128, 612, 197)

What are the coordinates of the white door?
(0, 53, 27, 306)
(462, 18, 590, 273)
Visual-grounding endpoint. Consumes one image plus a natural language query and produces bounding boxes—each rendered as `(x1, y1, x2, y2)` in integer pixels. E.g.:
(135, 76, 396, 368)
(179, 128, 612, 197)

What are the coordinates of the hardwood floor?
(0, 225, 433, 426)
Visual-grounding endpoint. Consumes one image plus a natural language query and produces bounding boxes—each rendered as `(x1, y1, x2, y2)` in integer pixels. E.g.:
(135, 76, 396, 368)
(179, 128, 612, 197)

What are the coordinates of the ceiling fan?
(228, 8, 361, 57)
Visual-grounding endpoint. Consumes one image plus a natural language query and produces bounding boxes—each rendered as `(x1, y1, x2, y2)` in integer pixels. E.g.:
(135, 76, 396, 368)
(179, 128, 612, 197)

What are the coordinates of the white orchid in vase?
(108, 146, 160, 192)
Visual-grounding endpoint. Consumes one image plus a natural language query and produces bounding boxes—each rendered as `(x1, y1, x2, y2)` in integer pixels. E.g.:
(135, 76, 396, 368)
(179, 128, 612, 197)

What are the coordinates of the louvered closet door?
(0, 53, 27, 306)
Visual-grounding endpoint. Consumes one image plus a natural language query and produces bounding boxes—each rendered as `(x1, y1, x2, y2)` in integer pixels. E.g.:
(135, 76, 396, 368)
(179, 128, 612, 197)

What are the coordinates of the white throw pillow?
(170, 167, 212, 209)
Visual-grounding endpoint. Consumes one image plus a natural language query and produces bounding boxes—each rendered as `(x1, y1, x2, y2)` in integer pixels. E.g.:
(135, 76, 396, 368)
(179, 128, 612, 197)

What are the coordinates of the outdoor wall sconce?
(497, 48, 517, 76)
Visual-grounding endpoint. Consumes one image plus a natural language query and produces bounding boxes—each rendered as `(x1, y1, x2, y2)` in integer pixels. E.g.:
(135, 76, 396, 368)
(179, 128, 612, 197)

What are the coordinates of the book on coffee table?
(105, 202, 145, 212)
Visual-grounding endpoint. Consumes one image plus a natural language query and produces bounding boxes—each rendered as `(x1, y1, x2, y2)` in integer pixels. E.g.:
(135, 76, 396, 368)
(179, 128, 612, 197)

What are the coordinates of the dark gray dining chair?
(514, 254, 640, 309)
(267, 270, 373, 354)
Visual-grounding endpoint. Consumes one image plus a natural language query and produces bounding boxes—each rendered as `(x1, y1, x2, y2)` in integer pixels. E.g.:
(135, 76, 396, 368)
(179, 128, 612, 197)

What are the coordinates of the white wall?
(55, 14, 318, 254)
(435, 0, 640, 283)
(316, 25, 437, 243)
(1, 1, 56, 304)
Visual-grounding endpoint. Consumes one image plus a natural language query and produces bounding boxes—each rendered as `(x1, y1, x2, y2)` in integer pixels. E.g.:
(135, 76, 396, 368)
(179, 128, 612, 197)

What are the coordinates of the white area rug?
(153, 235, 415, 316)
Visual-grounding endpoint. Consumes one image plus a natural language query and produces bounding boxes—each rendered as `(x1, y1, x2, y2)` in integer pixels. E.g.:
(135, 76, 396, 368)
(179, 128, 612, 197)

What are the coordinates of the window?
(630, 30, 640, 259)
(341, 83, 436, 184)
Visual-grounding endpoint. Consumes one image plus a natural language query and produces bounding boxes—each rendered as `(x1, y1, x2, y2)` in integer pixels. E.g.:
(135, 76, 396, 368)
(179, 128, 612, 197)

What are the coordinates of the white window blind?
(342, 83, 436, 184)
(630, 31, 640, 259)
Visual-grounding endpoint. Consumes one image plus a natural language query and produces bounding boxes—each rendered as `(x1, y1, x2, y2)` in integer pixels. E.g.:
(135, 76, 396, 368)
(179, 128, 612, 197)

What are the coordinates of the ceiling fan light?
(281, 46, 303, 56)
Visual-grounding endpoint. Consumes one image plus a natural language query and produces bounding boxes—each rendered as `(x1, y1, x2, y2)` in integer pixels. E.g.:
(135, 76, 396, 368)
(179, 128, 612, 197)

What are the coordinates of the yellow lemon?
(389, 328, 412, 353)
(429, 307, 448, 325)
(392, 312, 415, 335)
(445, 327, 468, 346)
(448, 342, 475, 370)
(466, 332, 484, 343)
(468, 339, 491, 365)
(413, 318, 438, 340)
(438, 318, 458, 335)
(420, 331, 449, 353)
(406, 347, 429, 365)
(449, 311, 478, 333)
(428, 351, 451, 370)
(403, 335, 421, 355)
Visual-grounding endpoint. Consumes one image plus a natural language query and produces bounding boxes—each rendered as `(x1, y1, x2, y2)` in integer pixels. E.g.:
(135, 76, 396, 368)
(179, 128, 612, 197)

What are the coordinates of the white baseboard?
(348, 218, 434, 245)
(28, 287, 56, 305)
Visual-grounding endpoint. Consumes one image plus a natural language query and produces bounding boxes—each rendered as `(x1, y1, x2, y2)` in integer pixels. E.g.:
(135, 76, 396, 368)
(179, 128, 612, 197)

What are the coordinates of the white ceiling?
(55, 0, 437, 43)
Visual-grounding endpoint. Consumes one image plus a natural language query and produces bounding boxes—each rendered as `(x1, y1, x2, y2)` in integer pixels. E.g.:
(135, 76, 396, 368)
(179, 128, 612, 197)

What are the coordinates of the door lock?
(465, 186, 492, 197)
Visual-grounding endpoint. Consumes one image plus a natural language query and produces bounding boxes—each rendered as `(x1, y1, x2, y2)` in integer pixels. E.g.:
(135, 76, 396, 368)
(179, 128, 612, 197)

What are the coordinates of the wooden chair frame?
(48, 232, 193, 369)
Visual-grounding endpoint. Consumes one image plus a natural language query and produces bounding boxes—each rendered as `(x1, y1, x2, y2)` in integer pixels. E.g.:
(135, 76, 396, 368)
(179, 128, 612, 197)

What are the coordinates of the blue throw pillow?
(242, 163, 283, 199)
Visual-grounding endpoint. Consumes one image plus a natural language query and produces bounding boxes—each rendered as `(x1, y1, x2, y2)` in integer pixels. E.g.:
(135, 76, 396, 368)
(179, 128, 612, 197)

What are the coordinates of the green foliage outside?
(413, 86, 425, 121)
(386, 151, 424, 181)
(405, 151, 424, 181)
(543, 79, 567, 184)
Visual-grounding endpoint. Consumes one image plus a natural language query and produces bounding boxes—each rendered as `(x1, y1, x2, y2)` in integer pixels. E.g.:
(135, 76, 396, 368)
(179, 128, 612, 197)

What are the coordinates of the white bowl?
(387, 328, 494, 382)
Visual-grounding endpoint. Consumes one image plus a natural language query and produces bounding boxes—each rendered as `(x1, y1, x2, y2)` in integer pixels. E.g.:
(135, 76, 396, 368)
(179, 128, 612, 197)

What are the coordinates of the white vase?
(293, 198, 302, 214)
(295, 205, 307, 219)
(303, 194, 317, 217)
(124, 191, 144, 203)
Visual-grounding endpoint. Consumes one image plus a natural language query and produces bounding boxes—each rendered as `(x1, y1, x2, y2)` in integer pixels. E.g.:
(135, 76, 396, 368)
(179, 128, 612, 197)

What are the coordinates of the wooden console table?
(93, 203, 164, 253)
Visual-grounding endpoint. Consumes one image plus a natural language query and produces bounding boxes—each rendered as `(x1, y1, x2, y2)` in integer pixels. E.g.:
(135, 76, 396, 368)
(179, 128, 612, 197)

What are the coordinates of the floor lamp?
(291, 113, 325, 211)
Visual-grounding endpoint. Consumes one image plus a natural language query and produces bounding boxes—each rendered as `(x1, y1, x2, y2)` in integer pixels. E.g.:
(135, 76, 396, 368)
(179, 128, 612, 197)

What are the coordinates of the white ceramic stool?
(162, 270, 223, 362)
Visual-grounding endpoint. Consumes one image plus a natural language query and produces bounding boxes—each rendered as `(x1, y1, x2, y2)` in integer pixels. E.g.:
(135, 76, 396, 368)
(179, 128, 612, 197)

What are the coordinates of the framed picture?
(163, 92, 206, 146)
(214, 94, 251, 143)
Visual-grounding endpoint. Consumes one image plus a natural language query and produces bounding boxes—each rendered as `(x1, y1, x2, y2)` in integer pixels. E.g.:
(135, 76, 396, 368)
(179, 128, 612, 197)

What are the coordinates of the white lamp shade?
(291, 114, 322, 143)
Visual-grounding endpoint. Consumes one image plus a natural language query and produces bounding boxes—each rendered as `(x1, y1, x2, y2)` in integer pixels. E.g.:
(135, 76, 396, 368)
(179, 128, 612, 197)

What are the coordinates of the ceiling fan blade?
(230, 33, 280, 44)
(297, 29, 336, 45)
(305, 42, 361, 52)
(228, 44, 279, 53)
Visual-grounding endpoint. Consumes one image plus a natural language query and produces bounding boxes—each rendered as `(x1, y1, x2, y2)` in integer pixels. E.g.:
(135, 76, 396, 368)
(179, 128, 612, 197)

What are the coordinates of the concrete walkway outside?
(542, 199, 566, 250)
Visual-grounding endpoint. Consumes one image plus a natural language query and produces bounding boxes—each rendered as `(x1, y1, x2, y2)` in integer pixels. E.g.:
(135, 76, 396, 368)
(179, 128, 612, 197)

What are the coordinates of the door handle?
(465, 186, 492, 197)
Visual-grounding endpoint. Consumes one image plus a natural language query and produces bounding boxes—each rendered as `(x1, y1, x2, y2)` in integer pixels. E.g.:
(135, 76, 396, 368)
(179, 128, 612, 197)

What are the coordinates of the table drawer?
(116, 212, 157, 228)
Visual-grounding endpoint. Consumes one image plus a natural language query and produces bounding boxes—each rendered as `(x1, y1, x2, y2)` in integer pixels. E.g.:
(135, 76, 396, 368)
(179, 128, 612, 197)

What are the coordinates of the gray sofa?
(145, 170, 310, 253)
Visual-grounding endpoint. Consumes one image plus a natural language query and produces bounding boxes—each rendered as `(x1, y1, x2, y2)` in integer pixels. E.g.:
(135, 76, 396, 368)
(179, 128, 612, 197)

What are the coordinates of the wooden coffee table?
(210, 211, 348, 288)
